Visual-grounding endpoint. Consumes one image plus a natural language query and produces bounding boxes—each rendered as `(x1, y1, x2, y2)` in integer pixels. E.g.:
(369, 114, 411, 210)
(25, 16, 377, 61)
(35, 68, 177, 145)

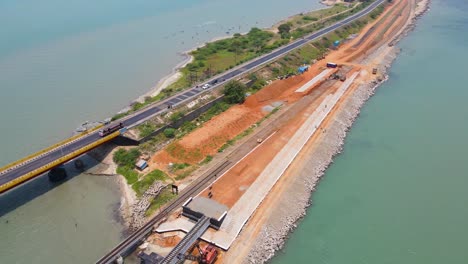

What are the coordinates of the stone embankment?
(389, 0, 431, 46)
(247, 77, 385, 264)
(246, 2, 430, 262)
(129, 181, 167, 231)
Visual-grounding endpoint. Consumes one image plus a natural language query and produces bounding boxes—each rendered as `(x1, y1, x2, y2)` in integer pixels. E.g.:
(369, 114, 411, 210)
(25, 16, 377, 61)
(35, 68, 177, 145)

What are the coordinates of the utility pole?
(188, 71, 198, 85)
(206, 64, 212, 78)
(235, 47, 238, 65)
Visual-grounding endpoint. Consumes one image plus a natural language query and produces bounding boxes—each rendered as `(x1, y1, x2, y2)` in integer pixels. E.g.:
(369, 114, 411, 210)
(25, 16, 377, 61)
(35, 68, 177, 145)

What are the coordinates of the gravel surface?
(129, 181, 166, 231)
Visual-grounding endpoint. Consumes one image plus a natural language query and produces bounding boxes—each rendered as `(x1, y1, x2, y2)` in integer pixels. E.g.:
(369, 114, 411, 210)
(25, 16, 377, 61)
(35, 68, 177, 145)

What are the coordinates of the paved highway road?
(0, 0, 384, 194)
(98, 0, 386, 262)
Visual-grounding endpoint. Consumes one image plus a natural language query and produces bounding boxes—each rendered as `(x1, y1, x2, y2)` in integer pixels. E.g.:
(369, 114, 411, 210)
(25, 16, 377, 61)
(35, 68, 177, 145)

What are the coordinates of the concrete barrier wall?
(139, 96, 225, 143)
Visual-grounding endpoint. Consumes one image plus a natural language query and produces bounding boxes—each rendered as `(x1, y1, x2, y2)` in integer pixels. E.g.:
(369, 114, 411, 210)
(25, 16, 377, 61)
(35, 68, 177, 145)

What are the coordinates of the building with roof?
(182, 197, 228, 230)
(135, 159, 148, 171)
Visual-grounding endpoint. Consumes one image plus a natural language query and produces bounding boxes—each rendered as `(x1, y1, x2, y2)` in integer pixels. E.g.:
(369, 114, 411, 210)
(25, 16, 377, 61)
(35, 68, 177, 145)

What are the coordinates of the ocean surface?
(0, 0, 323, 263)
(272, 0, 468, 263)
(0, 0, 321, 166)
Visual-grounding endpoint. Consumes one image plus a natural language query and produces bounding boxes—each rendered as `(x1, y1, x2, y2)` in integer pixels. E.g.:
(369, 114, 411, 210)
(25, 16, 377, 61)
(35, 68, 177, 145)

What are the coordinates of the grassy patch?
(218, 139, 235, 153)
(132, 169, 169, 197)
(116, 166, 139, 185)
(175, 165, 198, 181)
(205, 50, 255, 72)
(200, 155, 213, 165)
(290, 4, 350, 26)
(171, 163, 190, 171)
(111, 112, 127, 121)
(169, 111, 185, 122)
(113, 148, 140, 168)
(138, 123, 159, 138)
(145, 187, 177, 216)
(139, 133, 166, 153)
(233, 127, 254, 141)
(176, 121, 197, 139)
(107, 2, 372, 122)
(199, 101, 231, 123)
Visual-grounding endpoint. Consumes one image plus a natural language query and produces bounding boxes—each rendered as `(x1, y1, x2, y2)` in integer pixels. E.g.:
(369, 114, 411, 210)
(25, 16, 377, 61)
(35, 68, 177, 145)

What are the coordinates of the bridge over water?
(0, 0, 384, 205)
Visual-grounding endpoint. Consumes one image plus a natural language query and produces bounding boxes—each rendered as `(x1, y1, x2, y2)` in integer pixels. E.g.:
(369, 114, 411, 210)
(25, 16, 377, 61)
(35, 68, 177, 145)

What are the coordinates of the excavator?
(178, 243, 218, 264)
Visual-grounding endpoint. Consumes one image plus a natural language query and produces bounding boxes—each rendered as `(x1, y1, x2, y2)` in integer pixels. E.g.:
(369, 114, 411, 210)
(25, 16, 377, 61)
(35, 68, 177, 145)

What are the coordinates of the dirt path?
(147, 0, 426, 261)
(223, 0, 425, 262)
(198, 81, 337, 208)
(148, 56, 338, 178)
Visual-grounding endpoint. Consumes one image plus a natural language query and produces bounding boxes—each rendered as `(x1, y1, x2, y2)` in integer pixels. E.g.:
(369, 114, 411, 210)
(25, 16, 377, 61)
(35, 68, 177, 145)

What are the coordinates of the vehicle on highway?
(99, 122, 124, 137)
(0, 0, 385, 197)
(202, 83, 211, 89)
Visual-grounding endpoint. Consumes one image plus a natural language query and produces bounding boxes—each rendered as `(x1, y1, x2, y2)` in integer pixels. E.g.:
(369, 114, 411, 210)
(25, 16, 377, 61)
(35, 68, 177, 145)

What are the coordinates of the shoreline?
(117, 173, 137, 228)
(246, 52, 397, 263)
(102, 0, 428, 241)
(134, 2, 332, 102)
(242, 0, 432, 262)
(320, 0, 344, 6)
(108, 1, 336, 227)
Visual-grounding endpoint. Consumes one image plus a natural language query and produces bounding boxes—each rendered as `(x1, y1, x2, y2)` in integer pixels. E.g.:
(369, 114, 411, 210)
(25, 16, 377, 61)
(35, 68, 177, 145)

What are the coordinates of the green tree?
(197, 61, 206, 68)
(223, 80, 247, 104)
(163, 128, 176, 138)
(278, 23, 292, 35)
(169, 111, 184, 122)
(248, 73, 258, 82)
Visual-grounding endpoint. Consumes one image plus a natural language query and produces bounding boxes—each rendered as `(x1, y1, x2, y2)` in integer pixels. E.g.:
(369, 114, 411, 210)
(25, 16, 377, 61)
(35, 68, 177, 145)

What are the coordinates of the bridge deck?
(0, 0, 383, 197)
(161, 216, 210, 264)
(0, 130, 120, 194)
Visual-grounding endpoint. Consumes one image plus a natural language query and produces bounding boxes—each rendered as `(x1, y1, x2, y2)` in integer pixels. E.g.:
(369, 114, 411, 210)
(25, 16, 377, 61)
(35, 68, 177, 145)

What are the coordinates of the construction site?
(114, 0, 430, 263)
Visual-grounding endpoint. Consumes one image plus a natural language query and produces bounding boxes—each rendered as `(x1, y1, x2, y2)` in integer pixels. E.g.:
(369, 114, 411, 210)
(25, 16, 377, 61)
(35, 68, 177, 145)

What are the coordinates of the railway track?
(162, 216, 211, 264)
(96, 1, 387, 262)
(96, 160, 231, 264)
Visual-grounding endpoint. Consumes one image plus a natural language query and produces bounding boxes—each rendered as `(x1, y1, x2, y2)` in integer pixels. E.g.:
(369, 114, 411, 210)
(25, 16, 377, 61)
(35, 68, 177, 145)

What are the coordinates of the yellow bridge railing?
(0, 130, 119, 194)
(0, 125, 103, 174)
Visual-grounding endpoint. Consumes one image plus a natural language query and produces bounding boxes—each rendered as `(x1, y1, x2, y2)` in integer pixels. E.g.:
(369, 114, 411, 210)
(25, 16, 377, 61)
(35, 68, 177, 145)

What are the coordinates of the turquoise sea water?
(272, 0, 468, 263)
(0, 0, 321, 166)
(0, 0, 324, 263)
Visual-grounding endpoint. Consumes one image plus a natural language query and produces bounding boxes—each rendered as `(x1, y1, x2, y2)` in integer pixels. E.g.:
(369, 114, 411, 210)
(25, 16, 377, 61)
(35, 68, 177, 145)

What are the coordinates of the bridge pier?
(113, 135, 139, 146)
(48, 166, 67, 182)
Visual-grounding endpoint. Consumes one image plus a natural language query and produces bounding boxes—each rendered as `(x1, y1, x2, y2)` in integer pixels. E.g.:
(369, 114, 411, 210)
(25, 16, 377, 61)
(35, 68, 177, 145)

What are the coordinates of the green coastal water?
(273, 0, 468, 263)
(0, 0, 321, 165)
(0, 0, 324, 263)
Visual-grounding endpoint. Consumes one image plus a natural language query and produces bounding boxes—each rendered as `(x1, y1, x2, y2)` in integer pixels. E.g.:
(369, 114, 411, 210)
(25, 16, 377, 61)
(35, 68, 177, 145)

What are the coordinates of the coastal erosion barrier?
(154, 72, 360, 251)
(130, 181, 167, 231)
(138, 96, 225, 143)
(213, 72, 360, 249)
